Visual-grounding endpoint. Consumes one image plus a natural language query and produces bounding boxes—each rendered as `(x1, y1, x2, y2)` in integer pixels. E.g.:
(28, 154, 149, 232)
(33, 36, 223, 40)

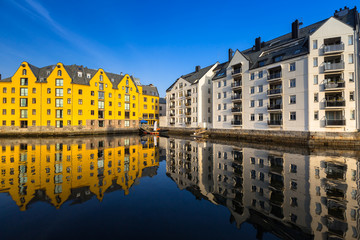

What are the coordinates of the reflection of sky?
(1, 0, 358, 97)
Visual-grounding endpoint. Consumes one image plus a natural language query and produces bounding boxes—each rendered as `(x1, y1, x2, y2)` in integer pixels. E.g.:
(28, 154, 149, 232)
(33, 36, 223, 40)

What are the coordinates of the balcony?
(231, 107, 242, 113)
(185, 112, 191, 116)
(267, 88, 282, 96)
(267, 120, 282, 126)
(267, 104, 282, 110)
(232, 68, 242, 76)
(323, 61, 344, 72)
(324, 81, 345, 90)
(267, 72, 282, 81)
(186, 92, 191, 98)
(231, 95, 242, 101)
(323, 43, 344, 55)
(185, 121, 191, 125)
(185, 102, 191, 106)
(169, 104, 175, 108)
(170, 113, 175, 116)
(325, 100, 345, 108)
(170, 96, 175, 100)
(325, 119, 346, 126)
(231, 81, 242, 89)
(170, 122, 175, 125)
(231, 120, 242, 126)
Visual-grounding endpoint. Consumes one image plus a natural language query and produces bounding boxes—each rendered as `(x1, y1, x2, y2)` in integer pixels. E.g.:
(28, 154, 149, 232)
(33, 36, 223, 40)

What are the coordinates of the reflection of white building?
(309, 156, 359, 239)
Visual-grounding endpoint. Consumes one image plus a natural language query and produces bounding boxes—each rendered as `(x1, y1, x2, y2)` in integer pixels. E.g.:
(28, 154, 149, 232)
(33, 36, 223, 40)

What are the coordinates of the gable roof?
(141, 84, 159, 97)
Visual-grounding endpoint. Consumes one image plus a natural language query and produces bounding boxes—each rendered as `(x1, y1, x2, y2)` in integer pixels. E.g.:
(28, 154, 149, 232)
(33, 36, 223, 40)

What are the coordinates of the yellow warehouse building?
(0, 62, 159, 134)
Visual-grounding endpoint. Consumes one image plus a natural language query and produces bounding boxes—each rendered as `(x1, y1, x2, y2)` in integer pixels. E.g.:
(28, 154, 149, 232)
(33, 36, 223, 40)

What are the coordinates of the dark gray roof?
(141, 84, 159, 97)
(159, 97, 166, 104)
(166, 63, 216, 92)
(213, 62, 229, 80)
(0, 77, 11, 82)
(241, 7, 359, 70)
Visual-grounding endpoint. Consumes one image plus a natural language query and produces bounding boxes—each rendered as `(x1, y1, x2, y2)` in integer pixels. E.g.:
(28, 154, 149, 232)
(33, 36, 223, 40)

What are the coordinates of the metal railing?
(324, 61, 345, 71)
(325, 119, 346, 126)
(231, 120, 242, 125)
(231, 95, 242, 100)
(323, 43, 344, 54)
(267, 88, 282, 95)
(325, 100, 345, 107)
(267, 120, 282, 125)
(232, 68, 242, 75)
(231, 82, 242, 88)
(267, 104, 282, 110)
(324, 81, 345, 89)
(186, 92, 191, 97)
(231, 107, 242, 112)
(267, 72, 282, 80)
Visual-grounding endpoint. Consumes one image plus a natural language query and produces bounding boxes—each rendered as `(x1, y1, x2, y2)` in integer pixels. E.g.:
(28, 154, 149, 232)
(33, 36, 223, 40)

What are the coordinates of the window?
(32, 109, 36, 115)
(78, 99, 83, 105)
(91, 91, 94, 96)
(109, 93, 112, 98)
(258, 85, 263, 93)
(313, 75, 318, 85)
(47, 109, 51, 115)
(250, 100, 255, 108)
(78, 89, 82, 95)
(217, 82, 221, 88)
(289, 62, 296, 71)
(67, 88, 71, 94)
(98, 101, 104, 109)
(78, 120, 82, 125)
(55, 88, 63, 97)
(2, 109, 6, 115)
(349, 54, 354, 64)
(2, 98, 6, 104)
(223, 80, 226, 86)
(55, 99, 63, 107)
(350, 91, 355, 101)
(273, 55, 283, 62)
(68, 98, 71, 104)
(20, 109, 28, 118)
(125, 95, 130, 101)
(11, 88, 15, 93)
(22, 69, 27, 75)
(313, 57, 318, 67)
(217, 93, 221, 99)
(314, 111, 319, 120)
(290, 95, 296, 104)
(223, 92, 226, 98)
(314, 93, 318, 102)
(218, 115, 221, 122)
(223, 103, 226, 110)
(98, 91, 104, 99)
(67, 109, 71, 115)
(56, 120, 63, 128)
(348, 35, 353, 45)
(351, 110, 355, 120)
(32, 88, 36, 94)
(125, 103, 130, 110)
(313, 40, 318, 49)
(11, 98, 15, 104)
(55, 79, 63, 86)
(290, 79, 296, 88)
(223, 115, 227, 122)
(78, 110, 83, 115)
(20, 78, 28, 86)
(290, 112, 296, 120)
(56, 110, 63, 118)
(250, 87, 254, 94)
(349, 72, 354, 82)
(217, 104, 221, 110)
(99, 75, 103, 81)
(251, 73, 255, 80)
(2, 87, 6, 93)
(258, 99, 263, 107)
(125, 87, 129, 93)
(250, 114, 255, 121)
(258, 71, 263, 78)
(20, 88, 28, 96)
(258, 113, 263, 121)
(11, 109, 15, 115)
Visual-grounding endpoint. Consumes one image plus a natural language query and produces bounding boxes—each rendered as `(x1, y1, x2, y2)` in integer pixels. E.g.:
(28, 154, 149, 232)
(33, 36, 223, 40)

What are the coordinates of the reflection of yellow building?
(0, 62, 159, 132)
(0, 136, 159, 210)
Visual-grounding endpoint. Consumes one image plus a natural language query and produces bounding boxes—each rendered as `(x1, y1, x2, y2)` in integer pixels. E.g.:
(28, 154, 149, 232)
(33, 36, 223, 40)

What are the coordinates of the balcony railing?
(231, 82, 242, 88)
(170, 113, 175, 116)
(231, 120, 242, 125)
(231, 107, 242, 112)
(324, 81, 345, 90)
(232, 68, 242, 75)
(185, 121, 191, 125)
(325, 119, 346, 126)
(324, 61, 345, 72)
(323, 43, 344, 54)
(231, 95, 242, 100)
(267, 72, 282, 80)
(267, 104, 282, 110)
(186, 93, 191, 97)
(170, 122, 175, 125)
(185, 102, 191, 106)
(185, 112, 191, 116)
(170, 104, 175, 108)
(325, 100, 345, 107)
(267, 88, 282, 95)
(267, 120, 282, 126)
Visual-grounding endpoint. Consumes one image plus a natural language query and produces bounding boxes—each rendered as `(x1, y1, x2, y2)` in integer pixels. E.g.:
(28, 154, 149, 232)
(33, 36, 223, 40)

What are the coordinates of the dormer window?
(111, 78, 114, 82)
(47, 71, 50, 76)
(99, 75, 103, 81)
(273, 55, 283, 63)
(126, 80, 129, 85)
(78, 72, 82, 77)
(57, 70, 62, 76)
(258, 60, 266, 67)
(87, 73, 91, 79)
(22, 69, 27, 75)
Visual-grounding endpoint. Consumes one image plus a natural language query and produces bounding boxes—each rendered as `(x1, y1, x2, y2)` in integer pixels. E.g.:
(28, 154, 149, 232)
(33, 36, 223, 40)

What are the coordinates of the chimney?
(334, 6, 349, 17)
(195, 65, 201, 72)
(228, 48, 233, 61)
(255, 37, 261, 51)
(292, 19, 299, 39)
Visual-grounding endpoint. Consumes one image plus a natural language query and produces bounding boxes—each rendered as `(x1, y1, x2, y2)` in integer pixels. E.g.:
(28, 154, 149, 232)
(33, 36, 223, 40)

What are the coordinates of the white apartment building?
(166, 64, 218, 128)
(168, 7, 360, 132)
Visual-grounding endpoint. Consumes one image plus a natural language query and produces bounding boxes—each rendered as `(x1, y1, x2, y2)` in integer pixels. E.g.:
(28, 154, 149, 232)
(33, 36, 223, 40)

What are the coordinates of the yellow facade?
(0, 62, 159, 132)
(0, 136, 159, 210)
(138, 85, 160, 126)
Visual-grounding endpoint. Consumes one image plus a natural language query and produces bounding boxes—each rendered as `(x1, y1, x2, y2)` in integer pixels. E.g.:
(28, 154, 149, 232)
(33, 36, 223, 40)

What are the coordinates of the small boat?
(140, 121, 160, 135)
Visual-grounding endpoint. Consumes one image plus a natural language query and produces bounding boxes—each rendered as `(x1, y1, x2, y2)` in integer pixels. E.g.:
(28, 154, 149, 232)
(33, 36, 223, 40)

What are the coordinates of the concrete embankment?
(162, 127, 360, 149)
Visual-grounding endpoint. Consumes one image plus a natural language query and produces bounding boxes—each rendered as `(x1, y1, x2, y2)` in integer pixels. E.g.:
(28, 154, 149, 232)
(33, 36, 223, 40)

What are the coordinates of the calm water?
(0, 135, 358, 240)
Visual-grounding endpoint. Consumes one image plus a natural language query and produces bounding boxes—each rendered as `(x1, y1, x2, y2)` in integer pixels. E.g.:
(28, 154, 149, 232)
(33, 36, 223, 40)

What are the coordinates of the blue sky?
(0, 0, 358, 97)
